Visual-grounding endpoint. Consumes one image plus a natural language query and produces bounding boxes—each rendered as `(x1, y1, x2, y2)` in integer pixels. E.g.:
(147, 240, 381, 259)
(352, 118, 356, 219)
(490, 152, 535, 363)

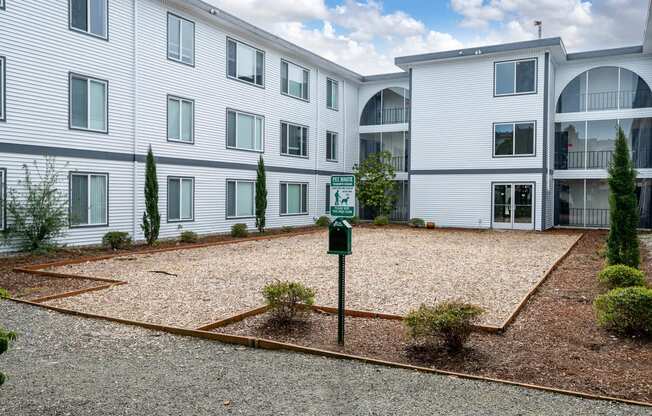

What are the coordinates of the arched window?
(360, 87, 409, 125)
(557, 67, 652, 113)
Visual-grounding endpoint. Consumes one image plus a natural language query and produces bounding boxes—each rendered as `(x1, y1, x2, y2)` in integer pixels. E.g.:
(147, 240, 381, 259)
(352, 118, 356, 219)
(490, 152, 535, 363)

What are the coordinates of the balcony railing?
(555, 147, 652, 170)
(389, 202, 409, 221)
(390, 155, 408, 172)
(558, 89, 652, 113)
(558, 208, 610, 227)
(361, 106, 410, 125)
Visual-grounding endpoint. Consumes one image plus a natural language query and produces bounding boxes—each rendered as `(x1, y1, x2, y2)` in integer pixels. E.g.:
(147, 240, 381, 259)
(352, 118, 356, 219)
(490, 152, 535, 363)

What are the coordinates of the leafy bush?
(426, 222, 436, 229)
(598, 265, 646, 289)
(594, 286, 652, 336)
(404, 302, 484, 351)
(409, 218, 425, 228)
(102, 231, 132, 250)
(262, 280, 315, 323)
(179, 230, 199, 244)
(0, 288, 16, 386)
(373, 215, 389, 226)
(231, 223, 248, 238)
(0, 288, 9, 299)
(315, 216, 331, 227)
(281, 225, 293, 233)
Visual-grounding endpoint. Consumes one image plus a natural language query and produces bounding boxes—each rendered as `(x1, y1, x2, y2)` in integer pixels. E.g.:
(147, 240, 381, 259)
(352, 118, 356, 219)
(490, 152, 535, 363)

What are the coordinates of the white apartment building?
(0, 0, 651, 248)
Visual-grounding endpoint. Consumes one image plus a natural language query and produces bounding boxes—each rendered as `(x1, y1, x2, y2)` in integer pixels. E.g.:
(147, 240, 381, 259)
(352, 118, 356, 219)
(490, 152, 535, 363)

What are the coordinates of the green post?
(338, 254, 345, 345)
(328, 217, 352, 346)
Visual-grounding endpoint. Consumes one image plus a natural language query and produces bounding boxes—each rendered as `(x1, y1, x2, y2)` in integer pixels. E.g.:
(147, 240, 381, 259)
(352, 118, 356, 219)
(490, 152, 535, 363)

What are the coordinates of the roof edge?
(566, 45, 644, 61)
(645, 0, 652, 53)
(361, 72, 408, 83)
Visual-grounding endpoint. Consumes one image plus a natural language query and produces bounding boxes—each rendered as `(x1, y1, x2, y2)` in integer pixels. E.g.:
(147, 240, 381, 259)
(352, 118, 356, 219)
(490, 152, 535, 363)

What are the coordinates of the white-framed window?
(70, 73, 108, 133)
(326, 131, 338, 161)
(168, 177, 194, 222)
(167, 95, 193, 143)
(495, 58, 537, 96)
(69, 0, 108, 39)
(0, 57, 5, 122)
(280, 182, 308, 215)
(281, 122, 308, 157)
(167, 13, 194, 65)
(227, 38, 264, 87)
(494, 122, 535, 157)
(0, 0, 5, 10)
(69, 172, 108, 227)
(226, 179, 255, 218)
(227, 109, 263, 152)
(0, 169, 5, 230)
(326, 78, 338, 110)
(281, 59, 309, 101)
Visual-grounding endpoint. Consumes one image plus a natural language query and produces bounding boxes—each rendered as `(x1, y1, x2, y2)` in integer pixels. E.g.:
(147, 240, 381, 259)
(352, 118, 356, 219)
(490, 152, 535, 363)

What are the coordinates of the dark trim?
(279, 182, 309, 216)
(225, 36, 266, 89)
(493, 57, 538, 97)
(567, 45, 643, 61)
(326, 77, 339, 111)
(280, 58, 310, 102)
(0, 56, 5, 122)
(225, 178, 256, 220)
(325, 130, 338, 162)
(490, 181, 536, 230)
(407, 68, 412, 220)
(68, 72, 109, 134)
(542, 52, 550, 229)
(361, 72, 409, 83)
(166, 12, 195, 67)
(166, 175, 195, 223)
(411, 168, 545, 175)
(225, 108, 264, 153)
(166, 94, 195, 144)
(491, 120, 537, 158)
(280, 120, 309, 158)
(68, 171, 110, 229)
(68, 0, 110, 41)
(0, 167, 6, 231)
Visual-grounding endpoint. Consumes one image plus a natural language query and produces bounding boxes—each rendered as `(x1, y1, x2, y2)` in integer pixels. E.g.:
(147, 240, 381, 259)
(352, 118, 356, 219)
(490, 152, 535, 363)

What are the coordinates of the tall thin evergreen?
(141, 146, 160, 245)
(607, 127, 640, 268)
(255, 155, 267, 233)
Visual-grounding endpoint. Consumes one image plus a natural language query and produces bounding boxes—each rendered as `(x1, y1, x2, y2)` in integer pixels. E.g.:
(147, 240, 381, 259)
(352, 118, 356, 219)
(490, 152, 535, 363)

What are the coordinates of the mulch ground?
(213, 231, 652, 403)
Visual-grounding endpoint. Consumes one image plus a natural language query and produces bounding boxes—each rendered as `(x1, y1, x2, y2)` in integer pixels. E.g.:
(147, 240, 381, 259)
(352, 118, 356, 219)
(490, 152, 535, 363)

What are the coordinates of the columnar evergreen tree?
(607, 126, 640, 268)
(141, 146, 160, 245)
(255, 155, 267, 233)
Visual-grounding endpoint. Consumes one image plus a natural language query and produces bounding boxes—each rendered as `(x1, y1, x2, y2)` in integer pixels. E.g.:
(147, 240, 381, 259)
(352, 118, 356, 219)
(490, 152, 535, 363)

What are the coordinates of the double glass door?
(493, 183, 534, 230)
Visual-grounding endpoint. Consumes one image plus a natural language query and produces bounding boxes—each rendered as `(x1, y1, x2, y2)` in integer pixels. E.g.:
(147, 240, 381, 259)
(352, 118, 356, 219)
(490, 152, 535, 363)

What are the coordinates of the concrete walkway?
(0, 301, 649, 416)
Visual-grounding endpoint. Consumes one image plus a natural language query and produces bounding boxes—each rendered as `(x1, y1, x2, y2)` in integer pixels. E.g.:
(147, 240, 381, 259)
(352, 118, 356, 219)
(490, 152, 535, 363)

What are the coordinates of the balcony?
(389, 154, 408, 172)
(555, 146, 652, 170)
(558, 208, 610, 228)
(361, 107, 411, 126)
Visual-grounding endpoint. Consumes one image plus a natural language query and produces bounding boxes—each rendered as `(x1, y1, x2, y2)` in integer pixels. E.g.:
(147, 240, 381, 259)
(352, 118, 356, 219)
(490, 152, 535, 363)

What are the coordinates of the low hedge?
(231, 223, 248, 238)
(101, 231, 132, 250)
(373, 215, 389, 226)
(315, 216, 331, 227)
(598, 264, 646, 289)
(594, 286, 652, 336)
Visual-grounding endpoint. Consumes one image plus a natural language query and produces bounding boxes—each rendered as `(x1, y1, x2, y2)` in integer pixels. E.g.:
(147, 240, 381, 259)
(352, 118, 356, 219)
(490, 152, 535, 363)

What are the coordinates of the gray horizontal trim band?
(361, 72, 409, 83)
(0, 142, 347, 176)
(566, 45, 643, 60)
(410, 168, 545, 175)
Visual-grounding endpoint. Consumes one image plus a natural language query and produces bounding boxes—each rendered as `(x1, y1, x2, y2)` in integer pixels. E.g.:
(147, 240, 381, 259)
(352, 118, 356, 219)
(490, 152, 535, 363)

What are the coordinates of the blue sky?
(210, 0, 649, 75)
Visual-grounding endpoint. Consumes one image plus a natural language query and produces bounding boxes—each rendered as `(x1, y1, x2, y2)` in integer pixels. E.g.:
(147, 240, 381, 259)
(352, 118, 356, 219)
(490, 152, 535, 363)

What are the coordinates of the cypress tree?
(255, 155, 267, 233)
(141, 146, 160, 245)
(607, 127, 640, 268)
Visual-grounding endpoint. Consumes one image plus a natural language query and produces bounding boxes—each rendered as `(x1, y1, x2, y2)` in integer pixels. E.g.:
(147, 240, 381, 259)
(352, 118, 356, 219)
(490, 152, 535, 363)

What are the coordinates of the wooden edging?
(28, 282, 128, 304)
(196, 305, 272, 331)
(8, 296, 651, 409)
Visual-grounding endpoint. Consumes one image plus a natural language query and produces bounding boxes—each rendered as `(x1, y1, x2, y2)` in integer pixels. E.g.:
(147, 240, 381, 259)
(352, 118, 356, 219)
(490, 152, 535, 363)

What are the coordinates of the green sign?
(330, 175, 356, 218)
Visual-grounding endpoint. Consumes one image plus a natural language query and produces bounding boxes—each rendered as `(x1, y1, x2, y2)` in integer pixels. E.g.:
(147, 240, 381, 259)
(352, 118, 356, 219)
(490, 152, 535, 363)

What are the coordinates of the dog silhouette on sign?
(340, 196, 349, 205)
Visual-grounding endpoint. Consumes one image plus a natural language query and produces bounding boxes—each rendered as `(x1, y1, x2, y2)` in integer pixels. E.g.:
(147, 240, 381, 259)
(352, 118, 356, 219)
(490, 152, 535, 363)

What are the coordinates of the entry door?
(492, 183, 534, 230)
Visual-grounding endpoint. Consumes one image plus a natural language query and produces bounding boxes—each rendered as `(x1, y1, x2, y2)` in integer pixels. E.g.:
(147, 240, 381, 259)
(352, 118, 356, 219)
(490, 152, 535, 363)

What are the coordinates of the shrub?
(0, 288, 16, 386)
(179, 230, 198, 244)
(281, 225, 293, 233)
(348, 216, 360, 226)
(594, 286, 652, 336)
(404, 302, 484, 351)
(262, 280, 316, 323)
(141, 146, 160, 246)
(102, 231, 132, 250)
(426, 222, 436, 229)
(315, 216, 331, 227)
(409, 218, 425, 228)
(373, 215, 389, 226)
(598, 264, 646, 289)
(231, 223, 248, 238)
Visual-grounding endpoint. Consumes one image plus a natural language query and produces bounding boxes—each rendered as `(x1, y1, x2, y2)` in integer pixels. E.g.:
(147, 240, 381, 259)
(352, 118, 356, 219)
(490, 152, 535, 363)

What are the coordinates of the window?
(227, 109, 263, 152)
(0, 57, 4, 122)
(0, 0, 4, 9)
(327, 78, 338, 110)
(281, 122, 308, 157)
(167, 96, 193, 143)
(280, 183, 308, 215)
(325, 183, 330, 213)
(281, 60, 309, 100)
(70, 74, 107, 133)
(495, 59, 536, 96)
(226, 180, 255, 218)
(168, 177, 193, 221)
(69, 172, 108, 227)
(227, 38, 264, 87)
(494, 122, 535, 156)
(70, 0, 108, 39)
(167, 13, 194, 65)
(326, 131, 337, 161)
(0, 169, 5, 230)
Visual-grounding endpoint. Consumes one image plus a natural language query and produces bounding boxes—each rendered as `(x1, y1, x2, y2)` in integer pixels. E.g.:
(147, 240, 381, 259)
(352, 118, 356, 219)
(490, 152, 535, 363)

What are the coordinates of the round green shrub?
(409, 218, 425, 228)
(231, 223, 248, 238)
(281, 225, 293, 233)
(179, 230, 199, 244)
(373, 215, 389, 226)
(404, 302, 483, 351)
(101, 231, 132, 250)
(262, 280, 316, 323)
(598, 265, 646, 289)
(315, 216, 331, 227)
(594, 286, 652, 336)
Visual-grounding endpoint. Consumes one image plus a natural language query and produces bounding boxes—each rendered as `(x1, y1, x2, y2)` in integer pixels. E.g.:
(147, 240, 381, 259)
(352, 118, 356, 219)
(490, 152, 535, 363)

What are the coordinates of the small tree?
(0, 288, 17, 386)
(2, 157, 68, 252)
(141, 146, 160, 246)
(255, 155, 267, 233)
(607, 127, 640, 268)
(353, 151, 397, 217)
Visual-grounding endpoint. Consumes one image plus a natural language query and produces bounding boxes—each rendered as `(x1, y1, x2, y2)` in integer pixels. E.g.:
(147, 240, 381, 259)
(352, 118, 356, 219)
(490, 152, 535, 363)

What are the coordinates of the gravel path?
(1, 301, 649, 416)
(45, 229, 579, 328)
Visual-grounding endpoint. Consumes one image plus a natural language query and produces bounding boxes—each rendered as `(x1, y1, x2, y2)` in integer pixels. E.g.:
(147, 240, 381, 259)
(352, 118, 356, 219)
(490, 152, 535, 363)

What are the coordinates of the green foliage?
(607, 127, 640, 268)
(409, 218, 425, 228)
(2, 157, 68, 253)
(598, 264, 646, 289)
(404, 302, 484, 351)
(0, 288, 9, 299)
(0, 290, 16, 386)
(255, 156, 267, 233)
(141, 146, 160, 246)
(262, 280, 316, 323)
(353, 151, 398, 217)
(348, 216, 360, 226)
(373, 215, 389, 226)
(179, 230, 198, 244)
(281, 225, 293, 233)
(315, 216, 331, 227)
(102, 231, 132, 250)
(231, 223, 248, 238)
(594, 286, 652, 336)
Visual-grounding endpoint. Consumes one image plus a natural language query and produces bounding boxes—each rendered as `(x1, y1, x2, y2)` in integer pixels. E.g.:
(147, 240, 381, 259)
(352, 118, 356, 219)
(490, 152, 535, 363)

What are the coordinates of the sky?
(206, 0, 650, 75)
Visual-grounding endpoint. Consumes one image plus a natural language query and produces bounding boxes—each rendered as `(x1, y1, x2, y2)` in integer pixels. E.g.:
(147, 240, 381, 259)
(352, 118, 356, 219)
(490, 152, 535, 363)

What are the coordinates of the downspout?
(542, 52, 550, 231)
(314, 67, 320, 218)
(132, 0, 138, 240)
